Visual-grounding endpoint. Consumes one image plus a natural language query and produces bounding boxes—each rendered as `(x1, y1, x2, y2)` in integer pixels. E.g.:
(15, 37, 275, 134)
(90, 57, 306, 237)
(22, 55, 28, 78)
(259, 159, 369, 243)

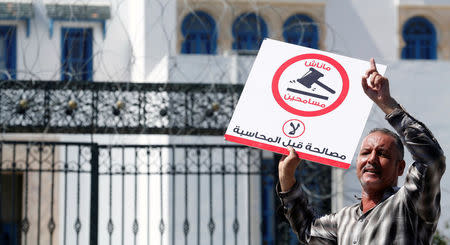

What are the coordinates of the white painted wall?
(324, 0, 398, 60)
(145, 0, 177, 82)
(168, 55, 256, 84)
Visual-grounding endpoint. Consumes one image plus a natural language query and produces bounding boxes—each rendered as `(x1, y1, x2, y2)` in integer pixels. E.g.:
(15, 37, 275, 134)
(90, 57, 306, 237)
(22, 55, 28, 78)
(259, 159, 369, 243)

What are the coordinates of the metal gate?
(0, 141, 331, 245)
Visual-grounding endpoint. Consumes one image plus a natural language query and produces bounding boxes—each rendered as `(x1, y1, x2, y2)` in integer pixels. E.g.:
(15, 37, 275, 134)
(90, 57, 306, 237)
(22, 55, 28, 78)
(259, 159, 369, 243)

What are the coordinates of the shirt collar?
(354, 186, 400, 201)
(381, 186, 400, 201)
(355, 186, 400, 213)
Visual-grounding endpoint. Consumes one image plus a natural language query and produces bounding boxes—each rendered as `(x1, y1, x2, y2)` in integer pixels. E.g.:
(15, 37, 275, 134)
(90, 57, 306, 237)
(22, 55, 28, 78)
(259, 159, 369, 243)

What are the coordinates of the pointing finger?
(370, 58, 377, 71)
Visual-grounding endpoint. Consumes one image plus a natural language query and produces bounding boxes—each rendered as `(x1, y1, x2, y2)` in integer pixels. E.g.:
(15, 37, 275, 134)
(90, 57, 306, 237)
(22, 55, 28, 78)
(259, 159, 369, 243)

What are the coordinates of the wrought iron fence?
(0, 140, 331, 245)
(0, 81, 243, 135)
(0, 81, 332, 244)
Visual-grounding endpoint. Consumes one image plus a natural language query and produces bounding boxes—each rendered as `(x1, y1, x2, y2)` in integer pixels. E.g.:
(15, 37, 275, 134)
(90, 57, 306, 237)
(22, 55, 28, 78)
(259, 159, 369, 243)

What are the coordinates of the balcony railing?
(0, 80, 243, 135)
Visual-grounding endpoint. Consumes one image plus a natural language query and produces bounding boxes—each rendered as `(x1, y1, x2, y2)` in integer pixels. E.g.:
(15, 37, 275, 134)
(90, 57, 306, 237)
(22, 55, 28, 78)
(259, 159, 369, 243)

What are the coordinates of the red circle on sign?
(282, 119, 306, 138)
(272, 53, 349, 117)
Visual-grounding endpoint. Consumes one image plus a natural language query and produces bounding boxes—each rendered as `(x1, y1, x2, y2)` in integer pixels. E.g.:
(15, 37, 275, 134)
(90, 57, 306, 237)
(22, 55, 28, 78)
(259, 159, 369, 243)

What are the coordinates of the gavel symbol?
(297, 68, 335, 94)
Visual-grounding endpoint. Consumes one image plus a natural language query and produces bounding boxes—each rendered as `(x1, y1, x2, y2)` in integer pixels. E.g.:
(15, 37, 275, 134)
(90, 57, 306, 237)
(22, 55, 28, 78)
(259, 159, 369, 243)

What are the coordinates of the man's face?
(356, 131, 405, 193)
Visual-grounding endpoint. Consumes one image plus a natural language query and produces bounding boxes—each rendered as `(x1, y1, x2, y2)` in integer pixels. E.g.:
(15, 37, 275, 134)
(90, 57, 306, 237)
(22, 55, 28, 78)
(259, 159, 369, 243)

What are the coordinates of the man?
(277, 58, 446, 244)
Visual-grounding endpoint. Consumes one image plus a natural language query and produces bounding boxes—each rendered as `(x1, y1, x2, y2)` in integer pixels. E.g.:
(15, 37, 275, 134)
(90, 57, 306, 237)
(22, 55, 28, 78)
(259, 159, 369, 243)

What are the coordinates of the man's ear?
(397, 159, 406, 176)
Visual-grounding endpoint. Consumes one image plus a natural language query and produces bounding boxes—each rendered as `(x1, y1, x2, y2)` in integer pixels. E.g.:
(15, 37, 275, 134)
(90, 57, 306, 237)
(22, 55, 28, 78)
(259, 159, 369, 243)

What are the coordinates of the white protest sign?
(224, 39, 386, 169)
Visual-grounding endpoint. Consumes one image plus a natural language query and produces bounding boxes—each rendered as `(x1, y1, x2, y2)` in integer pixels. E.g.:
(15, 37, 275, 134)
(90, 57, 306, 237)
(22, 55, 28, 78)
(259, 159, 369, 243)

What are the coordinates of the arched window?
(283, 14, 318, 49)
(181, 11, 217, 54)
(232, 13, 268, 52)
(401, 16, 437, 59)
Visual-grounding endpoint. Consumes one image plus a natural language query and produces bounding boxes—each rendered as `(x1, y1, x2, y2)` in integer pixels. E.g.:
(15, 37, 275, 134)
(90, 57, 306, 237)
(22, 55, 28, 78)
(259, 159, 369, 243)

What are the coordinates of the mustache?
(362, 163, 380, 172)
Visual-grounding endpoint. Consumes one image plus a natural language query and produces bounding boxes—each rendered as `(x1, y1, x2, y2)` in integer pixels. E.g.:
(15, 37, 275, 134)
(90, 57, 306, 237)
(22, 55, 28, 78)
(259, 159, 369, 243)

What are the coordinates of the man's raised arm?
(363, 58, 446, 224)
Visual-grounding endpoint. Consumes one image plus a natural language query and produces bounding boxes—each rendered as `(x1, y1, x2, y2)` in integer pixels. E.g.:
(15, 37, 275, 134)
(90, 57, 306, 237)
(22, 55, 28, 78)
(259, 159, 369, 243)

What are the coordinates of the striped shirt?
(278, 107, 446, 245)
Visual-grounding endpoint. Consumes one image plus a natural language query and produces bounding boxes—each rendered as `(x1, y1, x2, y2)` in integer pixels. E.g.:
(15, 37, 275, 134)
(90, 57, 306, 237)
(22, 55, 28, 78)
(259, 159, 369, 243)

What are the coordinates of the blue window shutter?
(181, 11, 217, 54)
(0, 26, 17, 80)
(283, 14, 318, 49)
(232, 13, 268, 52)
(401, 16, 437, 60)
(61, 28, 93, 81)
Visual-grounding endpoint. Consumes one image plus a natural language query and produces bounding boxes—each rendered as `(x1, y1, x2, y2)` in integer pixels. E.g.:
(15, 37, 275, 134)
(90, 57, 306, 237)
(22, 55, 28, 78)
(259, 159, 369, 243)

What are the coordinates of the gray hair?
(368, 128, 404, 160)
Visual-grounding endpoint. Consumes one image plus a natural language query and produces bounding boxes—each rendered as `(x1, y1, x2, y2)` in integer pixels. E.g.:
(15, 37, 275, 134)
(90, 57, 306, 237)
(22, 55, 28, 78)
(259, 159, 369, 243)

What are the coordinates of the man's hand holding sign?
(277, 58, 445, 244)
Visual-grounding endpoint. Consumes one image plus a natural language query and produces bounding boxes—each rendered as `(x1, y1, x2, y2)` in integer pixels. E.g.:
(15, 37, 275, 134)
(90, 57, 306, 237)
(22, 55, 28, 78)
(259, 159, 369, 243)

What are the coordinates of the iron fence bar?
(37, 143, 42, 245)
(0, 168, 275, 175)
(0, 141, 259, 149)
(89, 144, 99, 245)
(233, 148, 238, 245)
(0, 168, 93, 174)
(146, 148, 150, 245)
(184, 147, 189, 245)
(0, 143, 2, 245)
(121, 146, 125, 245)
(259, 150, 265, 242)
(0, 168, 276, 175)
(75, 146, 81, 245)
(196, 148, 200, 245)
(23, 144, 30, 245)
(49, 144, 56, 245)
(0, 86, 2, 127)
(221, 148, 225, 245)
(97, 144, 257, 149)
(11, 144, 17, 245)
(0, 81, 245, 91)
(133, 147, 138, 245)
(208, 147, 214, 245)
(247, 150, 251, 245)
(99, 171, 267, 176)
(63, 145, 68, 245)
(171, 146, 175, 245)
(0, 141, 94, 146)
(108, 147, 113, 245)
(159, 147, 164, 245)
